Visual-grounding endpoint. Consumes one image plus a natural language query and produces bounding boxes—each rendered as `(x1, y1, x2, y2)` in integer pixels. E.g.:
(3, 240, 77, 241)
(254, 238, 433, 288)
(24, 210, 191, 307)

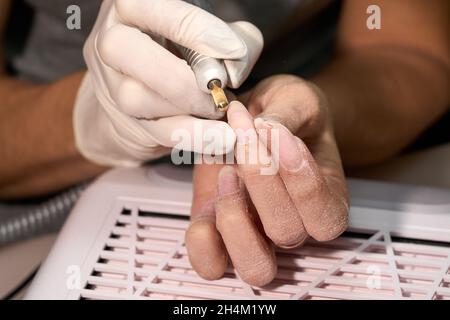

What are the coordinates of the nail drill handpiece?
(180, 0, 230, 112)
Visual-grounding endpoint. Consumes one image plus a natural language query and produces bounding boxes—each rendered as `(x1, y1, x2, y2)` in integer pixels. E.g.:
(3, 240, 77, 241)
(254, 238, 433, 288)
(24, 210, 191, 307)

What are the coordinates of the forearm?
(0, 72, 106, 199)
(313, 48, 450, 166)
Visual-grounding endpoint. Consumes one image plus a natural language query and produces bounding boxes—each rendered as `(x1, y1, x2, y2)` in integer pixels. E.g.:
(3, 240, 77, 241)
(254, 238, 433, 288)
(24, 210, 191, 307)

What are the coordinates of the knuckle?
(215, 191, 248, 233)
(301, 82, 328, 124)
(191, 197, 215, 222)
(274, 81, 325, 133)
(292, 177, 327, 203)
(215, 202, 243, 233)
(117, 79, 146, 117)
(193, 189, 216, 207)
(173, 7, 199, 43)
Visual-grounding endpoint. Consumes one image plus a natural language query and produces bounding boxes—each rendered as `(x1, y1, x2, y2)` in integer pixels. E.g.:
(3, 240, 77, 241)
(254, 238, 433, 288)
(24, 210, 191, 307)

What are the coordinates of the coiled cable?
(0, 183, 88, 247)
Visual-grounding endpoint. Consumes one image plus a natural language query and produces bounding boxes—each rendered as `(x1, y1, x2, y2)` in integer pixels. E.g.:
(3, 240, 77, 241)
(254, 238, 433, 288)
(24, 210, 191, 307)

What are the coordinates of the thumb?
(137, 116, 236, 156)
(225, 21, 264, 89)
(114, 0, 247, 59)
(247, 76, 326, 138)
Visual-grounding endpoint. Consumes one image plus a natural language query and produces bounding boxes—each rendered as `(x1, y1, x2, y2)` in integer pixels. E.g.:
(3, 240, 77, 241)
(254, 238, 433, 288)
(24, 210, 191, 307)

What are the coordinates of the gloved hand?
(74, 0, 263, 167)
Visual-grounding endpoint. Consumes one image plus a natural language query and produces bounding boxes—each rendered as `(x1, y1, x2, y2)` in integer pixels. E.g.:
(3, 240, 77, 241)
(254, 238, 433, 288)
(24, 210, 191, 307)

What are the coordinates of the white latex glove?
(74, 0, 264, 167)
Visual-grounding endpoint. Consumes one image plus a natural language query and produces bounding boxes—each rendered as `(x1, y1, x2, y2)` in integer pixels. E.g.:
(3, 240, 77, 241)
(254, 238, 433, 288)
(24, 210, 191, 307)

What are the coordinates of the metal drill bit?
(208, 79, 229, 112)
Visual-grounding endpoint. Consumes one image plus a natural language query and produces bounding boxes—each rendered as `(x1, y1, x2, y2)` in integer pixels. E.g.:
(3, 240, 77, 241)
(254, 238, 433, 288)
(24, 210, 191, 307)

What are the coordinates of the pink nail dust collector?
(25, 164, 450, 300)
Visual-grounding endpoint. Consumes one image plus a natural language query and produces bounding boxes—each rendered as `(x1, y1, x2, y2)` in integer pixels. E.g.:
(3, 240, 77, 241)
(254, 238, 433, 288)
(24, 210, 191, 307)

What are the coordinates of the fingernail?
(218, 166, 239, 196)
(254, 118, 305, 171)
(253, 118, 266, 130)
(277, 126, 305, 171)
(228, 101, 254, 145)
(254, 114, 283, 126)
(253, 118, 273, 149)
(254, 117, 278, 131)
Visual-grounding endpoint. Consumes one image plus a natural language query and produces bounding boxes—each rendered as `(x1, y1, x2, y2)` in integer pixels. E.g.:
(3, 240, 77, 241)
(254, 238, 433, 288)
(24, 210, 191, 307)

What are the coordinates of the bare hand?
(186, 75, 349, 286)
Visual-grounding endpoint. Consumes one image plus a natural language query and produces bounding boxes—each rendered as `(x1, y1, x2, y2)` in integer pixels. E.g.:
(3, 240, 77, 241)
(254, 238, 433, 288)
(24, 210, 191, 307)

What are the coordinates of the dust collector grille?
(78, 203, 450, 300)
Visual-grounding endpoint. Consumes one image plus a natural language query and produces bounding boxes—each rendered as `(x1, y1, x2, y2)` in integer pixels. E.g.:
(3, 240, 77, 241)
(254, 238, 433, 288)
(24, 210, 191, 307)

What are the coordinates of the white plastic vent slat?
(73, 200, 450, 300)
(23, 166, 450, 300)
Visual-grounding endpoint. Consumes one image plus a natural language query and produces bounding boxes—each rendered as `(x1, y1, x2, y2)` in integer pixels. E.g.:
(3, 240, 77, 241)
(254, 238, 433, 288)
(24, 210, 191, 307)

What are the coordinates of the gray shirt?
(9, 0, 338, 83)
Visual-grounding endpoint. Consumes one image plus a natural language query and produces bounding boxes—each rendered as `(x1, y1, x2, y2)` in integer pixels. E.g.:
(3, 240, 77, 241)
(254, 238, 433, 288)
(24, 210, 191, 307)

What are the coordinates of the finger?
(138, 116, 236, 155)
(227, 101, 307, 248)
(215, 166, 277, 287)
(186, 164, 228, 280)
(98, 24, 223, 119)
(113, 76, 184, 118)
(303, 130, 349, 240)
(249, 77, 348, 241)
(255, 119, 349, 242)
(191, 163, 223, 217)
(224, 21, 264, 88)
(114, 0, 246, 59)
(247, 76, 326, 138)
